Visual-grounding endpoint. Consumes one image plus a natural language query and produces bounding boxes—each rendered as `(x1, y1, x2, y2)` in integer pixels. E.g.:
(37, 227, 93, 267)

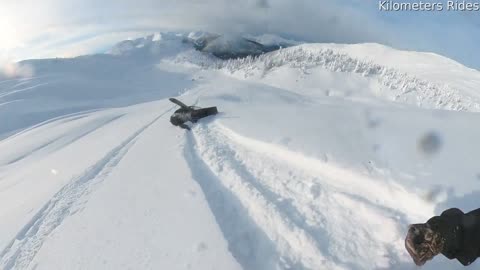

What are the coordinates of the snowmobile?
(169, 98, 218, 130)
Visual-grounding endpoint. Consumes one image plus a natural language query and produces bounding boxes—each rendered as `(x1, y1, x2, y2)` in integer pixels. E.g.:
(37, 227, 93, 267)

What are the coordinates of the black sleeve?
(430, 208, 480, 266)
(442, 208, 464, 217)
(467, 208, 480, 217)
(427, 209, 463, 260)
(458, 208, 480, 266)
(427, 208, 464, 231)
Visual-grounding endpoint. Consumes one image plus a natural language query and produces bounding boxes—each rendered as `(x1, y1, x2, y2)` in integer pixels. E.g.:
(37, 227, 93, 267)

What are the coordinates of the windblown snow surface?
(2, 32, 480, 270)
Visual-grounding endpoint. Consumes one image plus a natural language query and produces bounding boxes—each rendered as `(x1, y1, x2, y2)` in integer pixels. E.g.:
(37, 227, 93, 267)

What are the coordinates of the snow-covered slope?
(1, 32, 480, 270)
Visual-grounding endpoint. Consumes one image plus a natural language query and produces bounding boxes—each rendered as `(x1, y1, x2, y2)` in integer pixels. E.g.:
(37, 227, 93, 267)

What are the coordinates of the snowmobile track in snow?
(186, 124, 339, 270)
(186, 122, 433, 270)
(4, 114, 126, 166)
(0, 106, 174, 270)
(0, 108, 106, 145)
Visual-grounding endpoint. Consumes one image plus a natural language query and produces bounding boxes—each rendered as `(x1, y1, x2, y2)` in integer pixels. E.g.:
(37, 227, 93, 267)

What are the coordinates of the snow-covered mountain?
(1, 32, 480, 270)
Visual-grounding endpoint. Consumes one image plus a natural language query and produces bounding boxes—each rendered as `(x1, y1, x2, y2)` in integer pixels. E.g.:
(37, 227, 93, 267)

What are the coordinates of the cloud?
(1, 0, 392, 60)
(1, 0, 479, 68)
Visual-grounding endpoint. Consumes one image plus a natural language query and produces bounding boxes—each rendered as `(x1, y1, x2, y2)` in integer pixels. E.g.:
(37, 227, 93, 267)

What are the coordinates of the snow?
(1, 32, 480, 269)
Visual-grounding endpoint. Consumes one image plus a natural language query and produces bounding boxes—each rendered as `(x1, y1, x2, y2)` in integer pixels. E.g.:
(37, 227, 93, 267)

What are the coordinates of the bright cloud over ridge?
(1, 0, 479, 69)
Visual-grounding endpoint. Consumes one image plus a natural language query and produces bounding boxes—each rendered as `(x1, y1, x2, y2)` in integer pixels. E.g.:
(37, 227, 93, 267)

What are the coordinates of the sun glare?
(0, 16, 24, 52)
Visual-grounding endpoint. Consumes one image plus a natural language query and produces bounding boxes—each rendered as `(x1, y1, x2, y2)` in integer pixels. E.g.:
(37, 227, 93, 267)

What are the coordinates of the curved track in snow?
(0, 106, 174, 270)
(186, 121, 434, 270)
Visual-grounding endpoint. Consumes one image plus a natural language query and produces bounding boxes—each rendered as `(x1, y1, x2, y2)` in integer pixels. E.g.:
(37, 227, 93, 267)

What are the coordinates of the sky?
(1, 0, 480, 69)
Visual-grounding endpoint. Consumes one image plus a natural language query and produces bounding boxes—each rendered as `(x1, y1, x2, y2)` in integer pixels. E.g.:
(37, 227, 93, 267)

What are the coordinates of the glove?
(405, 223, 446, 266)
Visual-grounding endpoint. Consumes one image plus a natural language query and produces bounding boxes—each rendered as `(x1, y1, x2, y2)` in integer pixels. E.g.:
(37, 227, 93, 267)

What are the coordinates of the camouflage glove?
(405, 223, 446, 266)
